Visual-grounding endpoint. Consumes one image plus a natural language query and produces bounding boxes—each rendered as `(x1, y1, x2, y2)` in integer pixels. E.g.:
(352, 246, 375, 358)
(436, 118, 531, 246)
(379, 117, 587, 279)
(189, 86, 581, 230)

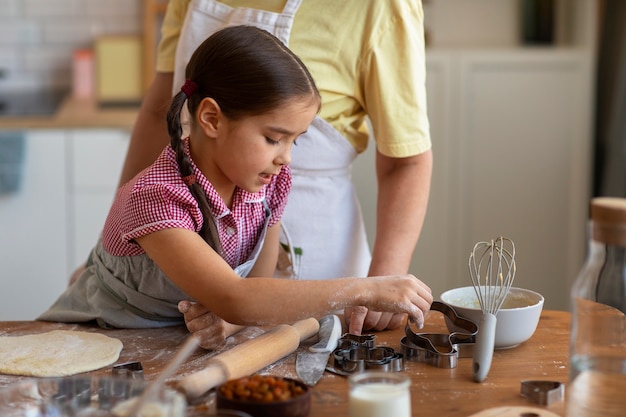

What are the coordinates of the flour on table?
(0, 330, 123, 377)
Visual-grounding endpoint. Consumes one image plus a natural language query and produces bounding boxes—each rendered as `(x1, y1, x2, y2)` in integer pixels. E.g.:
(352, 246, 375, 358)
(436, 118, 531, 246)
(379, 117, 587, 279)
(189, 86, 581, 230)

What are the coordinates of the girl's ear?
(197, 97, 221, 137)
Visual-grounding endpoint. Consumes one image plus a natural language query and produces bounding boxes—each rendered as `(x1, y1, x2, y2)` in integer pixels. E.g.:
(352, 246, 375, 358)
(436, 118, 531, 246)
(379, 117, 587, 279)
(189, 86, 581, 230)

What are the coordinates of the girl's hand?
(178, 301, 244, 349)
(344, 308, 407, 335)
(353, 274, 433, 332)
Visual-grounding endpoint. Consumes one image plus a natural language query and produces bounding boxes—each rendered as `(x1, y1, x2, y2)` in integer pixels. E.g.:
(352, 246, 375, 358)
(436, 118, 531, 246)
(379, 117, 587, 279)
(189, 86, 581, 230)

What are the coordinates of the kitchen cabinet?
(67, 130, 128, 269)
(0, 128, 129, 320)
(354, 0, 597, 310)
(0, 131, 69, 320)
(438, 50, 592, 310)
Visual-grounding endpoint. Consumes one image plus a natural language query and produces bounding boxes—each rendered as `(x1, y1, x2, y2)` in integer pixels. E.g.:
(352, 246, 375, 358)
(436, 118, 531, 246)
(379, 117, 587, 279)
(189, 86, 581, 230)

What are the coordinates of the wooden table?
(0, 310, 570, 417)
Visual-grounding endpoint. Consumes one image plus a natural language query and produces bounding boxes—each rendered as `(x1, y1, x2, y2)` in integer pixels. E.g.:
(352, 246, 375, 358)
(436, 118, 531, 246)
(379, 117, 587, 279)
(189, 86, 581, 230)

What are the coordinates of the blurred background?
(0, 0, 623, 319)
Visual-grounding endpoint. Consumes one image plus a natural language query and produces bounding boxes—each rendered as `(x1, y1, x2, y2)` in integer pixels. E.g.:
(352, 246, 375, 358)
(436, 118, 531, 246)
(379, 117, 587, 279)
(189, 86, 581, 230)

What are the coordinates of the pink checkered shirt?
(102, 140, 291, 269)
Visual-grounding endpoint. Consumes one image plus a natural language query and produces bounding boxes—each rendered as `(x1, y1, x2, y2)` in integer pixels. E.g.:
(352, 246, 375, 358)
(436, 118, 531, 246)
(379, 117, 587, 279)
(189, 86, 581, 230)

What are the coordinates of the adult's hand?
(178, 300, 244, 349)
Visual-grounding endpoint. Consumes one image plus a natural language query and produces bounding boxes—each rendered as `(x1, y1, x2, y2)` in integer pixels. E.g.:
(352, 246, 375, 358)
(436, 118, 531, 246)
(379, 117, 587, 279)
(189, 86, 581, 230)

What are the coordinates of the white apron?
(174, 0, 371, 280)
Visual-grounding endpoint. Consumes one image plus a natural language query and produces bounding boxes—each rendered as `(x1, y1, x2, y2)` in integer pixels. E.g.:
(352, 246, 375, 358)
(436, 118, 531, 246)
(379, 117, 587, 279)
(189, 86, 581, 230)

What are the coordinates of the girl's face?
(194, 96, 319, 202)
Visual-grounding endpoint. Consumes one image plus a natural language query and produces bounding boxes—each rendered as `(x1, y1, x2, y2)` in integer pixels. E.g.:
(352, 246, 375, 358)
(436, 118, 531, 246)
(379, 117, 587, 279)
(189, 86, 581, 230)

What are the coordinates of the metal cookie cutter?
(328, 333, 404, 375)
(401, 301, 478, 369)
(339, 333, 376, 348)
(521, 380, 564, 405)
(112, 361, 144, 380)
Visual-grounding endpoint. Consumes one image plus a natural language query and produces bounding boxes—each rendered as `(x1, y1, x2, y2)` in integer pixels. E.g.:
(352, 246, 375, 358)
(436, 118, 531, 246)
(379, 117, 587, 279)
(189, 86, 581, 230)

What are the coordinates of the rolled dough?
(0, 330, 123, 377)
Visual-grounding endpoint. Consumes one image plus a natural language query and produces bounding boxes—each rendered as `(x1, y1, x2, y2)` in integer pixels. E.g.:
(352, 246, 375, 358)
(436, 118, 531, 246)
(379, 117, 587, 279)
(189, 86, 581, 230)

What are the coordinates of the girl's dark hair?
(166, 25, 320, 252)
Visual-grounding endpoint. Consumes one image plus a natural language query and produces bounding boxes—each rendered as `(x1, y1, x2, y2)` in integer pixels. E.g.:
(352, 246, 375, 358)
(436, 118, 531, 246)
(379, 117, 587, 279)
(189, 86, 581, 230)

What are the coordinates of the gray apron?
(174, 0, 371, 280)
(38, 201, 272, 328)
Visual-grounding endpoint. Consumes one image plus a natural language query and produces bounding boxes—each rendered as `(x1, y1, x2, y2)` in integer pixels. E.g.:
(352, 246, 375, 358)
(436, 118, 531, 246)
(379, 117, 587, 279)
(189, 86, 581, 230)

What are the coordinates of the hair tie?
(182, 174, 196, 186)
(181, 79, 198, 98)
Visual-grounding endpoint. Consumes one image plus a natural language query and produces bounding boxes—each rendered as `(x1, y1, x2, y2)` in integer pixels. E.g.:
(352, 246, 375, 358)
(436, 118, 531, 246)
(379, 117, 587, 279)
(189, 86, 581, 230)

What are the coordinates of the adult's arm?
(346, 149, 433, 333)
(118, 72, 174, 186)
(372, 150, 432, 277)
(117, 0, 188, 185)
(343, 1, 432, 333)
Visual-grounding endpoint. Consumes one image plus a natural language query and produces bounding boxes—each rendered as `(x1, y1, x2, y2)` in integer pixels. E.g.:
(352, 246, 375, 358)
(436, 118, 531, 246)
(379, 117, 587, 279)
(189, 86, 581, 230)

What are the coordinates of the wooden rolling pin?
(177, 317, 320, 400)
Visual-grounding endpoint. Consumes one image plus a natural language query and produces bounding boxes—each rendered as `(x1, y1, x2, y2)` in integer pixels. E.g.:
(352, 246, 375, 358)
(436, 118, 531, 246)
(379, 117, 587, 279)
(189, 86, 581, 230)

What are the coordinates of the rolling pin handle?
(177, 318, 321, 401)
(292, 317, 321, 342)
(177, 363, 227, 400)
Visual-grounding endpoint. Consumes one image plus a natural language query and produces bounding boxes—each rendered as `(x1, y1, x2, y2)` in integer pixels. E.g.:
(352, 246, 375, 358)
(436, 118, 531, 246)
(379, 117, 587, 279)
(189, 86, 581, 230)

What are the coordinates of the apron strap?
(281, 0, 303, 16)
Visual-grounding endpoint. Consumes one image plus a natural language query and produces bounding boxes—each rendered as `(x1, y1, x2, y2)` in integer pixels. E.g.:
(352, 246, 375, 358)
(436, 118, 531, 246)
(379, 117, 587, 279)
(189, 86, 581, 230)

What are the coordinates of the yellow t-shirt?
(157, 0, 431, 157)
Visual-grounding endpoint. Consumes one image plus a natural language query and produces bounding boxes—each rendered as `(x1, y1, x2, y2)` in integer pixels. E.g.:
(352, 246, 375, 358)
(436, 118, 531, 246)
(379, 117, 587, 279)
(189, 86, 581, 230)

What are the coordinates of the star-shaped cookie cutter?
(327, 333, 404, 375)
(401, 301, 478, 368)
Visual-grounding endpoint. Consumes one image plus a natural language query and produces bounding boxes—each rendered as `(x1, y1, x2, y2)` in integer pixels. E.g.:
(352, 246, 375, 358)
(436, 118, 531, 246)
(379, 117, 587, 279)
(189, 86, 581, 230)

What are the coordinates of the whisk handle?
(473, 312, 497, 383)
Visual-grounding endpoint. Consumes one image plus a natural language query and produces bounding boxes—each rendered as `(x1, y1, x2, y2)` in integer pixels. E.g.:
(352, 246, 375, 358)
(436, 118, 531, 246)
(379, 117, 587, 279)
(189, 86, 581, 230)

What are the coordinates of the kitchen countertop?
(0, 95, 139, 130)
(0, 310, 571, 417)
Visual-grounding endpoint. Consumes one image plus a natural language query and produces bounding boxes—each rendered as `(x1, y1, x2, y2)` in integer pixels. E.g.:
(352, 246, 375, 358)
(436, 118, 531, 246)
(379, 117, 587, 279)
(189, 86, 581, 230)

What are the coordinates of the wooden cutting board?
(468, 406, 561, 417)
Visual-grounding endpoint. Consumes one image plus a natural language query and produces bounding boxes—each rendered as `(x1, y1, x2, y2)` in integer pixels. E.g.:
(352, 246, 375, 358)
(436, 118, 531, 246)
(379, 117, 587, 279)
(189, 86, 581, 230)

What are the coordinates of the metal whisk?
(468, 236, 516, 382)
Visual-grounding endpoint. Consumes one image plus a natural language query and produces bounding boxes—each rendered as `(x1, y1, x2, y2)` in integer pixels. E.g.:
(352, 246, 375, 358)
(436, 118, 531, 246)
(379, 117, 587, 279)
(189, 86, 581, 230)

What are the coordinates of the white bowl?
(440, 286, 544, 349)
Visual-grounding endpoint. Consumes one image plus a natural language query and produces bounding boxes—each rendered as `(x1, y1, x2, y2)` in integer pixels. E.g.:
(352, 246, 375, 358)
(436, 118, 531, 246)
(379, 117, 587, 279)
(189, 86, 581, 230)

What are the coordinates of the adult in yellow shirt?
(119, 0, 433, 341)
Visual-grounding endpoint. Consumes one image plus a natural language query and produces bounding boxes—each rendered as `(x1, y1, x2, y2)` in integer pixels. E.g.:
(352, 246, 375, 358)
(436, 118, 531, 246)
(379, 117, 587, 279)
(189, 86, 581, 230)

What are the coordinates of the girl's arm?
(135, 227, 432, 327)
(176, 222, 281, 349)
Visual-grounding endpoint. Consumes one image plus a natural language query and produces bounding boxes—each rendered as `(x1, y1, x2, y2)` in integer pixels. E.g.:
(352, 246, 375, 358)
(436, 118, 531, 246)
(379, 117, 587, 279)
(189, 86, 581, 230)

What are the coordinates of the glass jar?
(568, 197, 626, 417)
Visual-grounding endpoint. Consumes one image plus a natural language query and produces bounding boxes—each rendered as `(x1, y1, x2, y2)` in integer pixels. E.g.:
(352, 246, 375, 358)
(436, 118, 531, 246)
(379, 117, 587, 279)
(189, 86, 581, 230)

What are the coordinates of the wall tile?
(23, 0, 81, 18)
(84, 0, 141, 18)
(0, 0, 19, 18)
(44, 20, 103, 45)
(0, 21, 42, 45)
(1, 0, 142, 90)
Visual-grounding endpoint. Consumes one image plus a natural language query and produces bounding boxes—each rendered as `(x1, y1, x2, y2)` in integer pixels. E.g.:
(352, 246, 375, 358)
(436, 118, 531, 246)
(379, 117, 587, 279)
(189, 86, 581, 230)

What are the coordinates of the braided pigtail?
(166, 82, 223, 253)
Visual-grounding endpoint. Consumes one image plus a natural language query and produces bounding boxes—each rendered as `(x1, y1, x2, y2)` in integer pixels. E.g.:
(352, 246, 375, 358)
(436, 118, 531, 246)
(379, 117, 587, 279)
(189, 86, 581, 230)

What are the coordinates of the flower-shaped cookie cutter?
(327, 333, 404, 375)
(401, 301, 478, 369)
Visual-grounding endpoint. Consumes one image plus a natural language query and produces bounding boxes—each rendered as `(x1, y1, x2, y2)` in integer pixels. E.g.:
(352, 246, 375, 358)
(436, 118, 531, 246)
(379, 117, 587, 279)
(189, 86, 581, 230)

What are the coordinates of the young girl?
(40, 26, 432, 342)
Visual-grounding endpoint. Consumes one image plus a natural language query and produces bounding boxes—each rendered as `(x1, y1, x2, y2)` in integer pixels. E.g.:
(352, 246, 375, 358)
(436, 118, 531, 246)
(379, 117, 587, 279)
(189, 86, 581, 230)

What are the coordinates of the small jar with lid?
(72, 49, 94, 99)
(567, 197, 626, 417)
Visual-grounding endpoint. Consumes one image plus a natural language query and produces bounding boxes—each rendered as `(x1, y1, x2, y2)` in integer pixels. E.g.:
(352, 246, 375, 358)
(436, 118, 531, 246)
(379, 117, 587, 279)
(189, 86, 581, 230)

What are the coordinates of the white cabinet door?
(451, 51, 593, 310)
(68, 129, 129, 269)
(0, 130, 69, 320)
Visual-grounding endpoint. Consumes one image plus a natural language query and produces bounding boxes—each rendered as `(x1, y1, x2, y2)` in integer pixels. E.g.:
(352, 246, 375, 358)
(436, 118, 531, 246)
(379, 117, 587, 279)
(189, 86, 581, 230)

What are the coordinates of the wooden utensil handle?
(177, 317, 319, 399)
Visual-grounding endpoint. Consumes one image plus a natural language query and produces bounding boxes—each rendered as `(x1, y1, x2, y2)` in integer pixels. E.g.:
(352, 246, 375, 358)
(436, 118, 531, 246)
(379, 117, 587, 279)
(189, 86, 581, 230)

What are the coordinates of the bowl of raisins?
(216, 374, 311, 417)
